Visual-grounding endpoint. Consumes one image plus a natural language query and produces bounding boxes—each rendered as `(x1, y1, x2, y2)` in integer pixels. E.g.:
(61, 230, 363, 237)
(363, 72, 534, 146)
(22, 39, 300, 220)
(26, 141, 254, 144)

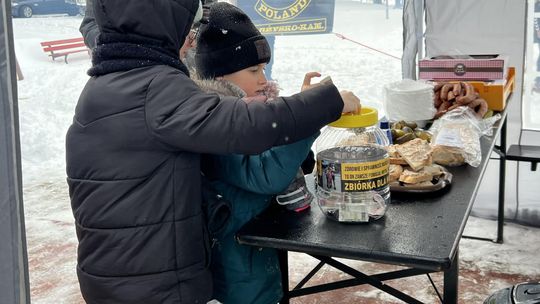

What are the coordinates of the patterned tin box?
(419, 55, 507, 81)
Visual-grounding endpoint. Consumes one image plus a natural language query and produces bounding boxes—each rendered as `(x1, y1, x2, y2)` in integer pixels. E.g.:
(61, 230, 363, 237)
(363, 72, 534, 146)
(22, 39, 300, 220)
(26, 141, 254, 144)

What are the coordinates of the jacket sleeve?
(205, 134, 317, 195)
(144, 69, 342, 155)
(79, 0, 99, 48)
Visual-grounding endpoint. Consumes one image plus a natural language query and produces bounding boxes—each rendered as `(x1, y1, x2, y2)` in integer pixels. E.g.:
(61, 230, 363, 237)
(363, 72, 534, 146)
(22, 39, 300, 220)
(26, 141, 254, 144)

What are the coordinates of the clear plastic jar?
(315, 107, 390, 223)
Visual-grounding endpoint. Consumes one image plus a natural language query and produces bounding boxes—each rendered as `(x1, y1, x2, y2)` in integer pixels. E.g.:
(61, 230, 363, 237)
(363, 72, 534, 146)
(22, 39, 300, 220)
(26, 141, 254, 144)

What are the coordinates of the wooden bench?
(40, 38, 90, 64)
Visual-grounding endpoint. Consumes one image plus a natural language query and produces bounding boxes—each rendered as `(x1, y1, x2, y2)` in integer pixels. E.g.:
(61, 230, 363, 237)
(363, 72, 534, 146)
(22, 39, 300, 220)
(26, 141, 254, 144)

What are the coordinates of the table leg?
(443, 250, 459, 304)
(279, 250, 290, 304)
(497, 118, 507, 244)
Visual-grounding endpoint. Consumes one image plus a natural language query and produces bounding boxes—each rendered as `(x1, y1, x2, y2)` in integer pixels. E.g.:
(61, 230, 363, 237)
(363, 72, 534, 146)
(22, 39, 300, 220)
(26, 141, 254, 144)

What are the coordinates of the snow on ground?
(275, 2, 403, 108)
(15, 16, 91, 183)
(11, 3, 540, 303)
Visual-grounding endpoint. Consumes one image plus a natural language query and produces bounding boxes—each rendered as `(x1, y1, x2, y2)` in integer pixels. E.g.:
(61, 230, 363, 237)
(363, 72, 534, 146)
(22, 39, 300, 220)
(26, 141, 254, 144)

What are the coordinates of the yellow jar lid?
(329, 106, 379, 128)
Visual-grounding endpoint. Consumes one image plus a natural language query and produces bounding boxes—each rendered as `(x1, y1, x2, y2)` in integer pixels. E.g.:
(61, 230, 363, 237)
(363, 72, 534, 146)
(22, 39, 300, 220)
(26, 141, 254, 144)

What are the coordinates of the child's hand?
(340, 90, 362, 114)
(301, 72, 322, 92)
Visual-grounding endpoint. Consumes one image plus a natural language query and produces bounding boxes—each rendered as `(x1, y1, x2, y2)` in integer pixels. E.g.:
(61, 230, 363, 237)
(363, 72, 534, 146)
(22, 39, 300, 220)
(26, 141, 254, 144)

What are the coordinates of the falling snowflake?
(221, 29, 228, 34)
(235, 46, 241, 51)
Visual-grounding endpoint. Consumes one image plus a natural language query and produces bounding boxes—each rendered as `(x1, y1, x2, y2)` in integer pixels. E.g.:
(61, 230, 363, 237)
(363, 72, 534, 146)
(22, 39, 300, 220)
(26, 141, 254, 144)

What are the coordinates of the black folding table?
(237, 109, 508, 303)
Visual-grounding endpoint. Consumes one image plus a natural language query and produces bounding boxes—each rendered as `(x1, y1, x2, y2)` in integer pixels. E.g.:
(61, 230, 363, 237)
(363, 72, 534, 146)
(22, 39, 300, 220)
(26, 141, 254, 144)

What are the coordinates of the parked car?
(11, 0, 84, 18)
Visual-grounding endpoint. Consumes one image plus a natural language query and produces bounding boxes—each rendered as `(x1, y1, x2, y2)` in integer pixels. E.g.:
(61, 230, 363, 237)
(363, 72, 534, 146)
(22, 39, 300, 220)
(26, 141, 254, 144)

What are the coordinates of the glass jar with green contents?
(315, 106, 390, 223)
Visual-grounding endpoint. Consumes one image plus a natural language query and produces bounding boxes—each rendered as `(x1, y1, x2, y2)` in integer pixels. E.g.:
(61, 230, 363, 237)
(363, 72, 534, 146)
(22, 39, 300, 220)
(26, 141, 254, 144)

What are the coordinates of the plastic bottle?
(379, 120, 393, 145)
(315, 107, 390, 223)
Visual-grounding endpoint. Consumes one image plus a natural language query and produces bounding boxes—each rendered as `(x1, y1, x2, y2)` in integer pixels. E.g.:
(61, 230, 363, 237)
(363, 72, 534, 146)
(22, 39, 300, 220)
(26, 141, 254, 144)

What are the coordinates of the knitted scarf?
(88, 33, 189, 77)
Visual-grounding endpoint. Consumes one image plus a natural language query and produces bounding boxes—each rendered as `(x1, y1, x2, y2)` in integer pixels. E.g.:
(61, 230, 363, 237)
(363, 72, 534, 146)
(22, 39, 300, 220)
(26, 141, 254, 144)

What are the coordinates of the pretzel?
(468, 98, 488, 119)
(434, 101, 452, 118)
(453, 83, 461, 96)
(434, 83, 444, 91)
(447, 103, 464, 112)
(455, 82, 476, 105)
(447, 91, 456, 101)
(440, 83, 453, 102)
(434, 90, 442, 108)
(439, 101, 452, 112)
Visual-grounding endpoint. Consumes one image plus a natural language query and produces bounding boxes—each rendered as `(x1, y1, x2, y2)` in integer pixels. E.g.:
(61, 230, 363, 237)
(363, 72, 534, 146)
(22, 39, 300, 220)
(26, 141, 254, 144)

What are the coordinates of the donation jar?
(315, 106, 390, 223)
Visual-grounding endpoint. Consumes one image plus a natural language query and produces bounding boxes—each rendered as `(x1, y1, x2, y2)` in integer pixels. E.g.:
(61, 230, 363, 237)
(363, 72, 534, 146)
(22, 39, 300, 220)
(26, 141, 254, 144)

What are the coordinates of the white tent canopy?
(403, 0, 540, 227)
(1, 0, 538, 302)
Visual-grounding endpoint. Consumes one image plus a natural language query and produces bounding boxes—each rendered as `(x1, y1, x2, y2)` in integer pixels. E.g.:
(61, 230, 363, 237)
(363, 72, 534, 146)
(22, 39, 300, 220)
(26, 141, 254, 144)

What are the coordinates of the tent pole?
(0, 0, 31, 303)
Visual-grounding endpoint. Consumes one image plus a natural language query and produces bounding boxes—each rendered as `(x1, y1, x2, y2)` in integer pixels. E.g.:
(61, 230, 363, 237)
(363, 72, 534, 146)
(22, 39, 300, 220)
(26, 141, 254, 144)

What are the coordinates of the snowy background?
(12, 1, 540, 303)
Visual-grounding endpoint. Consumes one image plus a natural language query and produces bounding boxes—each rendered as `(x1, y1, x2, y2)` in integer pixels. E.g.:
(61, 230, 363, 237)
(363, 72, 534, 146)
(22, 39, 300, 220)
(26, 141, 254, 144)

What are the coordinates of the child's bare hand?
(340, 90, 361, 113)
(301, 72, 322, 91)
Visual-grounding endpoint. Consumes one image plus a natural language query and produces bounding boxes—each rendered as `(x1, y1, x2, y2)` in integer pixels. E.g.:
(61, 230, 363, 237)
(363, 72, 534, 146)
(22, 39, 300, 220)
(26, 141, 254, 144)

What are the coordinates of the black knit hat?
(195, 2, 271, 79)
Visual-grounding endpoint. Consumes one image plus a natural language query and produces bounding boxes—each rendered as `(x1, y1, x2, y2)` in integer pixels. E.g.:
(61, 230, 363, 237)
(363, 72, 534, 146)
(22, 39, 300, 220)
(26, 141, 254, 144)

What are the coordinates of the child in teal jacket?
(203, 132, 315, 304)
(194, 3, 328, 303)
(195, 64, 318, 304)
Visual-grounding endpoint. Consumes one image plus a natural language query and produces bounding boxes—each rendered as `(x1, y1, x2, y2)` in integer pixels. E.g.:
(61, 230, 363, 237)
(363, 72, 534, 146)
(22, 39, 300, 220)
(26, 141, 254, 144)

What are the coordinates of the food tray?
(389, 167, 453, 193)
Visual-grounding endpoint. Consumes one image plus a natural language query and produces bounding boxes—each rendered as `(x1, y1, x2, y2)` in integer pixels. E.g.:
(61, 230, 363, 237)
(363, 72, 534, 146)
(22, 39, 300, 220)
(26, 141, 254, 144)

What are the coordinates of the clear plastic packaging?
(315, 107, 390, 223)
(429, 106, 501, 167)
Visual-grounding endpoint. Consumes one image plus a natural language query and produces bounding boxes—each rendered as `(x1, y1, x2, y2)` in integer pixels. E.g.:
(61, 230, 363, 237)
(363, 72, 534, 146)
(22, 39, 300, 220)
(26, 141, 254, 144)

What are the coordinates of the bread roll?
(399, 169, 433, 184)
(432, 145, 465, 166)
(389, 164, 403, 182)
(421, 164, 444, 178)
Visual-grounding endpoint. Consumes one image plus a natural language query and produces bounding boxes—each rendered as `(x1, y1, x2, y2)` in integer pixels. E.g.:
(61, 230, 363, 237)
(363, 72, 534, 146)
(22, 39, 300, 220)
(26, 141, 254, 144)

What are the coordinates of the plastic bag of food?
(428, 106, 500, 167)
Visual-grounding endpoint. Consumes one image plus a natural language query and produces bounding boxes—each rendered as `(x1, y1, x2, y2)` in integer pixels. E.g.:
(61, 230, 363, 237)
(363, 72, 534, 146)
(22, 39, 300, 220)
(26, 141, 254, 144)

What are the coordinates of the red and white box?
(419, 55, 507, 81)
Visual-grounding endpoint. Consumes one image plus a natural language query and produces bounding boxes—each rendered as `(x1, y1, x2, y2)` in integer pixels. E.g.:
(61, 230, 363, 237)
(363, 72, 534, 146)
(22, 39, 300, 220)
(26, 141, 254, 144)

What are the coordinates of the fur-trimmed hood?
(195, 79, 247, 98)
(194, 78, 280, 100)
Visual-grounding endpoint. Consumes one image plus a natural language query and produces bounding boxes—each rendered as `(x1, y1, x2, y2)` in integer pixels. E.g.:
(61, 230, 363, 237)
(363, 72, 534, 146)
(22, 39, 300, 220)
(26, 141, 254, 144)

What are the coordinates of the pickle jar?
(315, 106, 390, 223)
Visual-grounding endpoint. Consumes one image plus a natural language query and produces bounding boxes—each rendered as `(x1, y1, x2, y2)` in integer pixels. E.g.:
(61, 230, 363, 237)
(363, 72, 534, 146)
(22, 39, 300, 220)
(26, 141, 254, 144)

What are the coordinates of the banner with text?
(237, 0, 336, 36)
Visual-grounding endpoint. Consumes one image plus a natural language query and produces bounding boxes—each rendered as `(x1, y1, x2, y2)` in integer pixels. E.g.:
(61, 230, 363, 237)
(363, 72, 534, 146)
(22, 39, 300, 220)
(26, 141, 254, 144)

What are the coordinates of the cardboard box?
(467, 67, 515, 111)
(419, 55, 507, 81)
